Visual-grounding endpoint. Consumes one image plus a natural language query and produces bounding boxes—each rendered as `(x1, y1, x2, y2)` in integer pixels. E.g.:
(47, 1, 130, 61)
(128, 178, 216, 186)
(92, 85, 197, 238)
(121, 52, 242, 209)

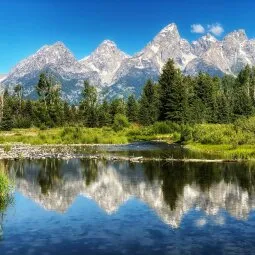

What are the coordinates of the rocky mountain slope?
(0, 74, 6, 83)
(2, 23, 255, 101)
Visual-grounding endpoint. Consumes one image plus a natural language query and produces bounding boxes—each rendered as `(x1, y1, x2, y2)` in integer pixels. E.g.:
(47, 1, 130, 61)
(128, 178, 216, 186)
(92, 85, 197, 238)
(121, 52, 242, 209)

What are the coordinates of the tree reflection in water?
(5, 159, 255, 227)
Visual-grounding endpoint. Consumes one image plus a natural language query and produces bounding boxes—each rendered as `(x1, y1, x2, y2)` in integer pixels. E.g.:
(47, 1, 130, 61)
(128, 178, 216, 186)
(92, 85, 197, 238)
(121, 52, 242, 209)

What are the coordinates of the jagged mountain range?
(9, 160, 255, 228)
(1, 23, 255, 102)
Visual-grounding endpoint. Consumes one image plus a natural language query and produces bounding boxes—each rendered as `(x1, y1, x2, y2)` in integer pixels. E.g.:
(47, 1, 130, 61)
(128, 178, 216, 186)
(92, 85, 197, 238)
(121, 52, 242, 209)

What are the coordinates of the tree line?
(1, 59, 255, 131)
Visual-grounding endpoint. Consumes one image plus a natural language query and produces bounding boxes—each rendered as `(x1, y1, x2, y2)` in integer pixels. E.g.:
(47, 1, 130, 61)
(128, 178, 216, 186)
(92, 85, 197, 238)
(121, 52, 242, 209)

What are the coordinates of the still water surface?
(1, 144, 255, 254)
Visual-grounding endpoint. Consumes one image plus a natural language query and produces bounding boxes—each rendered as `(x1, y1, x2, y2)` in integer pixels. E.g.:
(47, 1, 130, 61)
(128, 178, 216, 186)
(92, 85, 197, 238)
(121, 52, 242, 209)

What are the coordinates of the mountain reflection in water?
(5, 159, 255, 228)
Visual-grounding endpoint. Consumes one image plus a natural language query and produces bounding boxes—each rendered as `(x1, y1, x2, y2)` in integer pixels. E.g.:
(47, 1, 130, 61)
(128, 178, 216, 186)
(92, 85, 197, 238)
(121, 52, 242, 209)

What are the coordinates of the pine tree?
(250, 66, 255, 105)
(233, 87, 253, 117)
(193, 73, 218, 122)
(0, 91, 13, 130)
(1, 110, 13, 131)
(36, 73, 50, 107)
(80, 80, 98, 127)
(139, 80, 159, 125)
(98, 100, 111, 127)
(215, 92, 231, 123)
(233, 66, 254, 118)
(109, 98, 126, 123)
(126, 94, 138, 122)
(14, 84, 23, 114)
(22, 100, 33, 127)
(237, 64, 251, 96)
(158, 59, 188, 123)
(1, 96, 13, 131)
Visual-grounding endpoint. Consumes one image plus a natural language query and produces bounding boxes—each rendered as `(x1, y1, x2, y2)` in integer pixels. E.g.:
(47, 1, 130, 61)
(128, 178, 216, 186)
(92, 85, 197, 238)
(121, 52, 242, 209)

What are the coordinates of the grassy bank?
(182, 118, 255, 160)
(185, 143, 255, 160)
(0, 117, 255, 160)
(0, 124, 179, 145)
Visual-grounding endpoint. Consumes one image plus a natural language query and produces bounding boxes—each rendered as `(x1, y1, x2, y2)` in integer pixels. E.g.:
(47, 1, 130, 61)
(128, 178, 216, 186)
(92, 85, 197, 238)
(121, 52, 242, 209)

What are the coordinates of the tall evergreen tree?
(36, 73, 51, 107)
(215, 92, 231, 123)
(98, 100, 111, 127)
(109, 98, 126, 123)
(126, 94, 138, 122)
(158, 59, 188, 123)
(14, 84, 23, 113)
(193, 73, 218, 122)
(80, 80, 98, 127)
(233, 87, 253, 117)
(139, 80, 159, 125)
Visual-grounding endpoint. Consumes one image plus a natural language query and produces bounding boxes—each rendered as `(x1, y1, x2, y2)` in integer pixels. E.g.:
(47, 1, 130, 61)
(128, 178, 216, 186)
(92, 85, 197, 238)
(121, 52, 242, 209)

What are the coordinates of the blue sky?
(1, 0, 255, 73)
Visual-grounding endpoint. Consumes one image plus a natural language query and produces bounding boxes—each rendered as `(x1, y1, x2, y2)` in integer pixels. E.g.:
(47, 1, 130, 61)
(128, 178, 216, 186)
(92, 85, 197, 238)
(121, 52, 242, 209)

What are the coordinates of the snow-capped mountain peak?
(99, 39, 118, 48)
(201, 33, 217, 43)
(224, 29, 247, 42)
(3, 23, 255, 102)
(8, 41, 78, 79)
(151, 22, 180, 44)
(137, 23, 194, 71)
(79, 40, 129, 85)
(158, 23, 179, 36)
(191, 33, 218, 56)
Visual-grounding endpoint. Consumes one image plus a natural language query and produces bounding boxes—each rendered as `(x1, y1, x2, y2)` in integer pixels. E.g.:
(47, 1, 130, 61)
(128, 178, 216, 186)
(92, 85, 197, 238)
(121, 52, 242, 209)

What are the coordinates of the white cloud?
(208, 23, 224, 36)
(191, 24, 205, 34)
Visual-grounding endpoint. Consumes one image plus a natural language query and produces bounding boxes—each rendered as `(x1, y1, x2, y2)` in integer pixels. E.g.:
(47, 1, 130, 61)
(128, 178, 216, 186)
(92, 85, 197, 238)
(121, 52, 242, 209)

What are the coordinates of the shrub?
(1, 117, 13, 131)
(39, 124, 47, 130)
(234, 116, 255, 133)
(180, 125, 193, 142)
(13, 117, 32, 129)
(150, 122, 169, 134)
(113, 114, 129, 132)
(172, 132, 181, 142)
(192, 124, 237, 144)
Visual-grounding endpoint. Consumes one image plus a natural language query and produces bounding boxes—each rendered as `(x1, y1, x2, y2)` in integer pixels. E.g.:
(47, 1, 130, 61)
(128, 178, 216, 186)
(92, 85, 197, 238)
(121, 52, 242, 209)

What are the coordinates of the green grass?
(186, 143, 255, 160)
(190, 123, 255, 145)
(0, 127, 128, 145)
(0, 125, 177, 145)
(183, 118, 255, 160)
(1, 118, 255, 160)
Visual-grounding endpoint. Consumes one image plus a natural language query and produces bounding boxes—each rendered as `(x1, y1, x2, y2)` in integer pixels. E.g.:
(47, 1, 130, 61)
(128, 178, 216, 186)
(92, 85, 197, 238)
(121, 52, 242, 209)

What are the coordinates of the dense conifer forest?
(1, 59, 255, 131)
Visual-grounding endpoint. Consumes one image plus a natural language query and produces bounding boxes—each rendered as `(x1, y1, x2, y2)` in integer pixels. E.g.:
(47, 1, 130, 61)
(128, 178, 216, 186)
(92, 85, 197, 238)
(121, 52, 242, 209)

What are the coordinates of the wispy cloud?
(208, 23, 224, 36)
(191, 23, 224, 37)
(191, 24, 205, 34)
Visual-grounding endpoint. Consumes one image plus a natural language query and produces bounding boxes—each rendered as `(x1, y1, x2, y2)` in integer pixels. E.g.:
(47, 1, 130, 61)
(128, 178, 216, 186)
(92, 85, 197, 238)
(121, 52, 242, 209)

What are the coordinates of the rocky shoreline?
(0, 144, 242, 163)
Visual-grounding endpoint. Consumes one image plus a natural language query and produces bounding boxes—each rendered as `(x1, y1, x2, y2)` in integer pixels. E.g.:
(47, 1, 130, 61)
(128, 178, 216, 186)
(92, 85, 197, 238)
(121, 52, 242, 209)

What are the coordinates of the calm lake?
(1, 143, 255, 254)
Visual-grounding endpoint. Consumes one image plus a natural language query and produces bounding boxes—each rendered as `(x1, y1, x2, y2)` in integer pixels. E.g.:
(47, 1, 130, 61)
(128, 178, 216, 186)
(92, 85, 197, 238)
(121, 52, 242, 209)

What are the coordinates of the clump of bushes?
(234, 116, 255, 134)
(180, 125, 194, 142)
(191, 124, 235, 144)
(186, 117, 255, 146)
(150, 121, 181, 134)
(113, 114, 129, 132)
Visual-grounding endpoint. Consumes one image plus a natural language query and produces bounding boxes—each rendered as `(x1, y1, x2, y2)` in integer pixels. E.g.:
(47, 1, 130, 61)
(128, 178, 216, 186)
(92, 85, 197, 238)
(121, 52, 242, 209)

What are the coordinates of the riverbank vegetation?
(1, 59, 255, 158)
(1, 119, 255, 159)
(0, 170, 12, 212)
(0, 124, 179, 145)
